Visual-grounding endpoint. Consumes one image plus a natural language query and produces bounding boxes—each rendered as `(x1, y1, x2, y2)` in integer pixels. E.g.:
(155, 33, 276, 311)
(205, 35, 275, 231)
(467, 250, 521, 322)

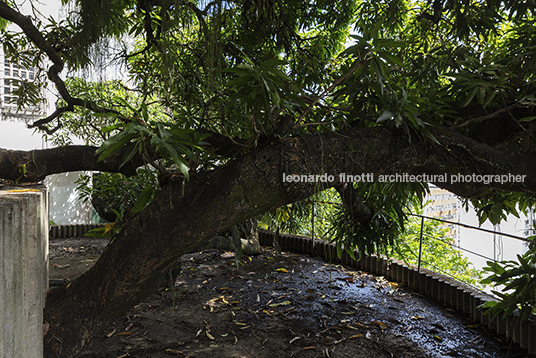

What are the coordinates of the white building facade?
(424, 185, 532, 272)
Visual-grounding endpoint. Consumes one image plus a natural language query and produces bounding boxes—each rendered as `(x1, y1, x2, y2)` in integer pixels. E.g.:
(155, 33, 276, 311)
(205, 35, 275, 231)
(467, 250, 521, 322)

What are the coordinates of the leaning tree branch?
(41, 124, 536, 357)
(0, 128, 250, 183)
(0, 146, 144, 183)
(2, 125, 536, 196)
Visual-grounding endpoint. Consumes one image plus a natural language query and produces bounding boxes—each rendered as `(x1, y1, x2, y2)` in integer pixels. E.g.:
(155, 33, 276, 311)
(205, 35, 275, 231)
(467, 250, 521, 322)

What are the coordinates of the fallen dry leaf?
(276, 268, 289, 273)
(164, 348, 183, 355)
(106, 329, 116, 338)
(268, 300, 292, 308)
(276, 293, 292, 300)
(348, 334, 364, 339)
(117, 331, 133, 336)
(372, 320, 387, 329)
(289, 336, 301, 344)
(52, 263, 70, 269)
(339, 324, 360, 330)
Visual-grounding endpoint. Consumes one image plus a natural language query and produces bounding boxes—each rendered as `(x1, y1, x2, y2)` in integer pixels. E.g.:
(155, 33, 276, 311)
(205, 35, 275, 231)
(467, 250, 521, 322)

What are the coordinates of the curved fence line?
(49, 223, 536, 355)
(257, 229, 536, 355)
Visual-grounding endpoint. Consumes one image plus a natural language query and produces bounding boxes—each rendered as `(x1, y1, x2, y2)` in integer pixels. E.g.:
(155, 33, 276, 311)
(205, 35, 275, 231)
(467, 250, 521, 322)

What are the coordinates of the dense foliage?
(2, 0, 536, 335)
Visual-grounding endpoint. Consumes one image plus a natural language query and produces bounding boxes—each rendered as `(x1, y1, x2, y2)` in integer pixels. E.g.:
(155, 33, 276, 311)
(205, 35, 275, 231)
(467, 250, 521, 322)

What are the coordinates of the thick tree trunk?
(13, 126, 536, 357)
(43, 144, 293, 357)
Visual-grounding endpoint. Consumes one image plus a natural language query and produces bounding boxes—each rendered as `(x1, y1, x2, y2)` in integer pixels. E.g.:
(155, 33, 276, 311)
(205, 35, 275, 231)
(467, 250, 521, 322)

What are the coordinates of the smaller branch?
(296, 120, 346, 128)
(452, 103, 522, 129)
(122, 44, 152, 59)
(41, 121, 62, 136)
(416, 0, 442, 24)
(0, 2, 127, 131)
(27, 105, 73, 131)
(181, 1, 210, 42)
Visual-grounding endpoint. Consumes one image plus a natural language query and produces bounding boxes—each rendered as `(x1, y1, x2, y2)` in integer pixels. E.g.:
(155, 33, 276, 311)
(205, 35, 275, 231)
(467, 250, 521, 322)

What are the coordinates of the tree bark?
(2, 126, 532, 357)
(0, 146, 143, 182)
(335, 183, 373, 223)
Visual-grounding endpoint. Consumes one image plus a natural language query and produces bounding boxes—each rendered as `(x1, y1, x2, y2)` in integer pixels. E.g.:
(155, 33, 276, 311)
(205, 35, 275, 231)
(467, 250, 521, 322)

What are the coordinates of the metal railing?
(408, 213, 531, 280)
(297, 200, 533, 291)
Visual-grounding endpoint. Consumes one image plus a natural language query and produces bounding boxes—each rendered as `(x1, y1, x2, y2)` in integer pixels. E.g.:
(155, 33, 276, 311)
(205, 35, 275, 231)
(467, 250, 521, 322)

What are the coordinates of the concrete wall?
(0, 120, 93, 225)
(44, 171, 93, 225)
(0, 186, 48, 358)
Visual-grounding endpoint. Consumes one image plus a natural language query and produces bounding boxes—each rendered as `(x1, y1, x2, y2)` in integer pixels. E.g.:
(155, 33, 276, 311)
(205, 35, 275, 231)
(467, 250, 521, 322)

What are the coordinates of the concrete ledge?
(0, 186, 48, 358)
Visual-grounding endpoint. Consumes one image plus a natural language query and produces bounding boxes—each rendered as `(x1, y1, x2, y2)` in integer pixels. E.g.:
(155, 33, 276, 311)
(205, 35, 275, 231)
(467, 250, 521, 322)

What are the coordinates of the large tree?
(1, 0, 536, 356)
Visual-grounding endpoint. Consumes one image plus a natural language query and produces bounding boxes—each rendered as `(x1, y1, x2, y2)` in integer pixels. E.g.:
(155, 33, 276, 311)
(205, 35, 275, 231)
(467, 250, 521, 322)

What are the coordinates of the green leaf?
(141, 103, 149, 122)
(379, 52, 404, 67)
(461, 87, 478, 107)
(120, 142, 141, 168)
(377, 110, 395, 123)
(260, 59, 287, 68)
(132, 186, 154, 213)
(373, 38, 405, 49)
(101, 123, 125, 133)
(225, 75, 255, 88)
(518, 116, 536, 123)
(96, 131, 135, 161)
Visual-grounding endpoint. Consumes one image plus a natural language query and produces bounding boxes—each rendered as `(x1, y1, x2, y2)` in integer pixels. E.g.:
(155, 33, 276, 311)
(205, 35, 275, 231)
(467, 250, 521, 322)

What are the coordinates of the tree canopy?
(1, 0, 536, 356)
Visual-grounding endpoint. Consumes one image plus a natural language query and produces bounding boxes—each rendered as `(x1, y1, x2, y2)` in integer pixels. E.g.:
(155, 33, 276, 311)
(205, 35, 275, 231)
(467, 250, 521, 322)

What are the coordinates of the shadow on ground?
(49, 238, 527, 358)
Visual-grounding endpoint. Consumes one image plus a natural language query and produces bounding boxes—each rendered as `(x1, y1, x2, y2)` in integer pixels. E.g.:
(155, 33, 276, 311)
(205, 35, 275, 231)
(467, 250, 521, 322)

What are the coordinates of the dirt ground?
(49, 237, 529, 358)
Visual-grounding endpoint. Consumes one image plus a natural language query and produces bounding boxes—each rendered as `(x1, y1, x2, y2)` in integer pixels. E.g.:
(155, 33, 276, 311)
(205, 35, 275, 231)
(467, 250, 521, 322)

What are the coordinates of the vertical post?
(493, 225, 497, 262)
(417, 216, 424, 273)
(311, 201, 315, 248)
(0, 186, 48, 358)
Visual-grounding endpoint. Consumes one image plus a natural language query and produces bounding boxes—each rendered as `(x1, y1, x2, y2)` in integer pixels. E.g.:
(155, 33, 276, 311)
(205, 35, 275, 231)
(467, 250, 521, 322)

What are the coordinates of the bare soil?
(49, 237, 528, 358)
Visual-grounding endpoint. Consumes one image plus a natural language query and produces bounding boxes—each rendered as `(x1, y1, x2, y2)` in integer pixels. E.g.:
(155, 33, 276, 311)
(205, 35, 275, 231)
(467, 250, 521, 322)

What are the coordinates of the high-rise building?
(0, 53, 46, 122)
(423, 185, 461, 240)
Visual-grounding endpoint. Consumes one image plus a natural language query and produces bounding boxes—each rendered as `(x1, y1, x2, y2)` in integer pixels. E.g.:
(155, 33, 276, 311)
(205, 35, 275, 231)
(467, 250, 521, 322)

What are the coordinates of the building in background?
(423, 185, 461, 241)
(423, 185, 532, 275)
(1, 59, 46, 122)
(0, 1, 93, 225)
